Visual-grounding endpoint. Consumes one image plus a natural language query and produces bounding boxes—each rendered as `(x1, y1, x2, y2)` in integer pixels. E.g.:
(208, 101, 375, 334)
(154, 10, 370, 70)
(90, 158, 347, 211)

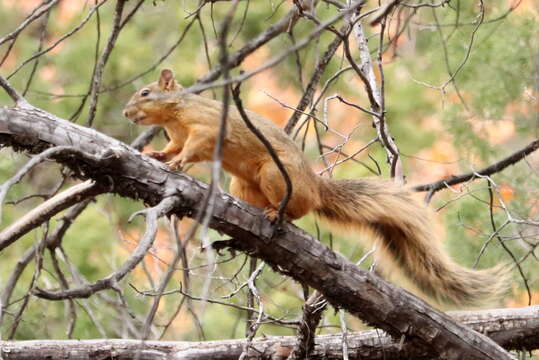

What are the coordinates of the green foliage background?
(0, 1, 537, 355)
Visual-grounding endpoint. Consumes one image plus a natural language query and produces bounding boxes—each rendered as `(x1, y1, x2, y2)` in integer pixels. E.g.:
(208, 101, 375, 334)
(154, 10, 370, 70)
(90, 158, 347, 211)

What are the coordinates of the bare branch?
(140, 215, 184, 340)
(412, 139, 539, 194)
(0, 0, 58, 47)
(87, 0, 128, 126)
(199, 6, 302, 84)
(33, 196, 179, 300)
(7, 0, 109, 79)
(0, 146, 89, 225)
(349, 8, 403, 181)
(284, 29, 345, 134)
(0, 75, 30, 107)
(0, 306, 537, 359)
(0, 180, 102, 251)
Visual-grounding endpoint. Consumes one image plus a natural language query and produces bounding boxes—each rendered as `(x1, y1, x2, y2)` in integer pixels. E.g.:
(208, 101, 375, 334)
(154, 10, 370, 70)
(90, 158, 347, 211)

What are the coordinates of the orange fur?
(123, 69, 510, 305)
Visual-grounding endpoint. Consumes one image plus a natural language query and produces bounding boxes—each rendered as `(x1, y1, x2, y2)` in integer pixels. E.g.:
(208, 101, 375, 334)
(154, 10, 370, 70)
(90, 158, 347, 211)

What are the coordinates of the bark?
(0, 105, 516, 360)
(0, 306, 537, 360)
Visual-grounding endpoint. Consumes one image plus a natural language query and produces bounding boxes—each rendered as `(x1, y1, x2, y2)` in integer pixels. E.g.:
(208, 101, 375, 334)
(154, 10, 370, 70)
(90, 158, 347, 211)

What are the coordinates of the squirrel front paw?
(145, 151, 168, 161)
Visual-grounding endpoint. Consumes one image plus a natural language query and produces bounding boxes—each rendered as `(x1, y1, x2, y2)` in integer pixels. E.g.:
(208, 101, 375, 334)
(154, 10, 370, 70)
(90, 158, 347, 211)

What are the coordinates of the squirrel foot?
(166, 158, 186, 170)
(264, 207, 289, 223)
(264, 207, 279, 222)
(264, 208, 288, 238)
(145, 151, 167, 161)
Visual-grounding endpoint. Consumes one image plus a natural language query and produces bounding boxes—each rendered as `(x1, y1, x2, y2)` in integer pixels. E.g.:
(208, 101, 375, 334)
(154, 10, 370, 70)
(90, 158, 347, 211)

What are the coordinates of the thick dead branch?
(0, 105, 515, 359)
(0, 306, 537, 359)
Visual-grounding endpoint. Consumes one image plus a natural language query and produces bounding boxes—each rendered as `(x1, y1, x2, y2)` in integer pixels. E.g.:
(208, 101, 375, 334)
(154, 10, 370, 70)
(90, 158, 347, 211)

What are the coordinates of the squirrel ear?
(159, 69, 176, 91)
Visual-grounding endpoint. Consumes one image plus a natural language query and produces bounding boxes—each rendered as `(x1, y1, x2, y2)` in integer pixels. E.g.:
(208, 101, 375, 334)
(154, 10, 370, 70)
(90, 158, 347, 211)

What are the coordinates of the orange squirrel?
(123, 69, 510, 305)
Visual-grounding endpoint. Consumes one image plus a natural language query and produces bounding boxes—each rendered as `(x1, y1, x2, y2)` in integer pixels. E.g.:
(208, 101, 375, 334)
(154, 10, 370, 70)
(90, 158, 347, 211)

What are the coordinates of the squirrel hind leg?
(229, 176, 271, 209)
(229, 176, 291, 221)
(257, 163, 314, 221)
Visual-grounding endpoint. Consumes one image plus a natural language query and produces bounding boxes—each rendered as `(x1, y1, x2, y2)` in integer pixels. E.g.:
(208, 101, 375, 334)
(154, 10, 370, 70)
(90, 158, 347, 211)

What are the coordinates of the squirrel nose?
(122, 109, 129, 118)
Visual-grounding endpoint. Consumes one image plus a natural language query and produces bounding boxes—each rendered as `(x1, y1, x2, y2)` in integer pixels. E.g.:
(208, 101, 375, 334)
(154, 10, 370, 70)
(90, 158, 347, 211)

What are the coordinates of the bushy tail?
(315, 177, 510, 305)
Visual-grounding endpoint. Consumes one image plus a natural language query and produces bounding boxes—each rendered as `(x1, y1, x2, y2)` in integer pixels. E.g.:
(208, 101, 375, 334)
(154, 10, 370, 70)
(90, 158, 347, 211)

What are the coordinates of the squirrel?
(123, 69, 510, 305)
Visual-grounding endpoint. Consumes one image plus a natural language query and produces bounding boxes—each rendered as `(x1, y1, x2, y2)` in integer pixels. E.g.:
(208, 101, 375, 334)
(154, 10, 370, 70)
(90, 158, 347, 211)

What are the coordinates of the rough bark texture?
(0, 306, 537, 359)
(0, 106, 517, 360)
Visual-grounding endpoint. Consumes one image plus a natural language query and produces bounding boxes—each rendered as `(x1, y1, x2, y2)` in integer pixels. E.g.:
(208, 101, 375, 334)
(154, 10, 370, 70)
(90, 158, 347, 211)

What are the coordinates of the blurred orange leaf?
(498, 184, 515, 203)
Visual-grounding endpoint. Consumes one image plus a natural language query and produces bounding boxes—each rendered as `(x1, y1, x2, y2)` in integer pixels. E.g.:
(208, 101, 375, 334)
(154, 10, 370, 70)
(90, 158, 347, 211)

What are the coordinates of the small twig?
(0, 0, 58, 47)
(140, 215, 184, 341)
(0, 75, 30, 107)
(402, 0, 450, 8)
(130, 126, 162, 152)
(440, 0, 485, 90)
(0, 146, 86, 226)
(244, 258, 258, 337)
(144, 284, 298, 327)
(349, 7, 403, 181)
(340, 309, 350, 360)
(198, 6, 302, 84)
(22, 8, 51, 97)
(485, 178, 532, 306)
(412, 139, 539, 194)
(119, 0, 145, 29)
(8, 223, 49, 339)
(7, 0, 109, 80)
(102, 16, 197, 93)
(331, 93, 381, 117)
(239, 262, 265, 360)
(318, 138, 378, 175)
(0, 246, 35, 328)
(263, 90, 323, 126)
(87, 0, 127, 126)
(319, 144, 380, 175)
(33, 197, 179, 300)
(231, 83, 293, 225)
(369, 0, 400, 26)
(48, 248, 78, 338)
(0, 195, 94, 329)
(191, 1, 374, 94)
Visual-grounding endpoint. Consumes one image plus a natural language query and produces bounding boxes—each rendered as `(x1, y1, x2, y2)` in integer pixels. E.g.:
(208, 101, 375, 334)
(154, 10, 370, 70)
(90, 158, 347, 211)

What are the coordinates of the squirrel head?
(122, 69, 183, 125)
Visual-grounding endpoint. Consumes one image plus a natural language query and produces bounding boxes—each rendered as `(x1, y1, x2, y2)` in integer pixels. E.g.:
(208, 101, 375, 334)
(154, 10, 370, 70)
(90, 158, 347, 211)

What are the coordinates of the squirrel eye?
(140, 89, 150, 97)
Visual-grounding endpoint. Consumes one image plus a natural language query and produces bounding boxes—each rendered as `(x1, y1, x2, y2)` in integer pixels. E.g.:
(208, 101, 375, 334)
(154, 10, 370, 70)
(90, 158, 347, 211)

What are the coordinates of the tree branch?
(412, 138, 539, 194)
(0, 180, 102, 250)
(33, 196, 179, 300)
(0, 306, 537, 359)
(0, 75, 30, 108)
